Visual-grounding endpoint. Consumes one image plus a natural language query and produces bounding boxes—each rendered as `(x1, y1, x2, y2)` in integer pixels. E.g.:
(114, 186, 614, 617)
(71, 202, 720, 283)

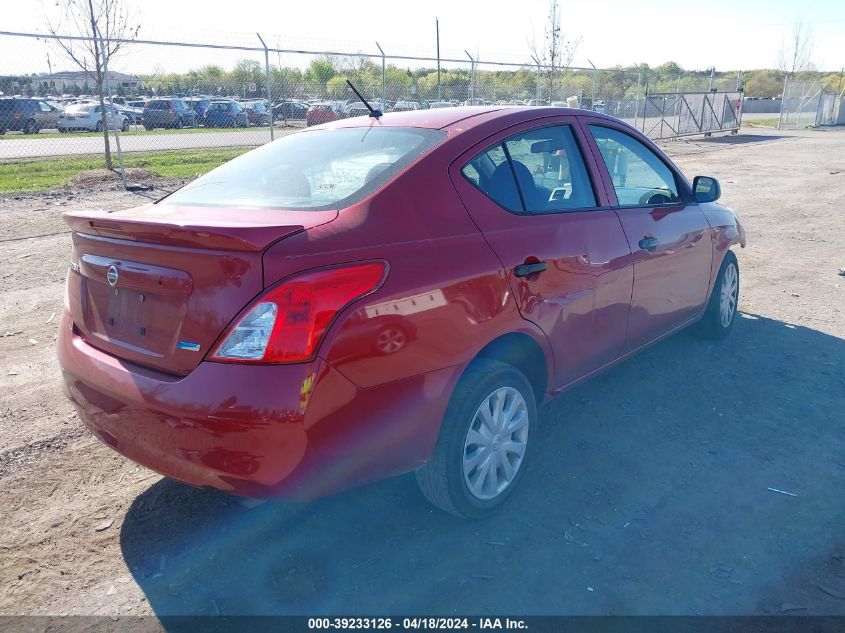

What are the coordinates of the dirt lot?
(0, 128, 843, 618)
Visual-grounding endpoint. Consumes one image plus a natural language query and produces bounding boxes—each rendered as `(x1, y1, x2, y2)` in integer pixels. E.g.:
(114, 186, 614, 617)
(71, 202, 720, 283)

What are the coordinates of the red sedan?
(58, 107, 745, 518)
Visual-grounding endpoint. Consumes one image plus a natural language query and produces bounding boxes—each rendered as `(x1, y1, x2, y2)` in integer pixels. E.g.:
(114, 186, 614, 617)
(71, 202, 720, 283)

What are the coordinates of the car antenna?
(346, 80, 382, 119)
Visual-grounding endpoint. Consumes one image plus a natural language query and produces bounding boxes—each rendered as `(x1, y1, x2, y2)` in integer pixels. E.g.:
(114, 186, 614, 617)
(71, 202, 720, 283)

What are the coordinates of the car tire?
(144, 125, 154, 131)
(121, 119, 129, 132)
(23, 119, 39, 134)
(174, 117, 183, 129)
(693, 250, 739, 339)
(415, 359, 536, 519)
(95, 121, 102, 132)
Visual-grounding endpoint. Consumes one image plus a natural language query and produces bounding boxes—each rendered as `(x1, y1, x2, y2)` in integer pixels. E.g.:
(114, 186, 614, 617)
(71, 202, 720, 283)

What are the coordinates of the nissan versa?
(58, 106, 745, 518)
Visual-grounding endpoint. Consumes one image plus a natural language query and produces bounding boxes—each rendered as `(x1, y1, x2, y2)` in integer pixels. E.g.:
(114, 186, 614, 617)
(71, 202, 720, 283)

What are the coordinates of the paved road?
(0, 126, 300, 159)
(0, 113, 778, 160)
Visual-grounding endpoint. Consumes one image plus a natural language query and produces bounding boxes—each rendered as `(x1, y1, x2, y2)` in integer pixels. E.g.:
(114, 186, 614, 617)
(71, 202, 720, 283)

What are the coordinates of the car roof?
(321, 105, 622, 132)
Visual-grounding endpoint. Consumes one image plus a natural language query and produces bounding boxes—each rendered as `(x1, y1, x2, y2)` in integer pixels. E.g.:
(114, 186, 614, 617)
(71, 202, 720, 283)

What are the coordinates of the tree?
(46, 0, 140, 169)
(528, 0, 581, 101)
(778, 22, 815, 76)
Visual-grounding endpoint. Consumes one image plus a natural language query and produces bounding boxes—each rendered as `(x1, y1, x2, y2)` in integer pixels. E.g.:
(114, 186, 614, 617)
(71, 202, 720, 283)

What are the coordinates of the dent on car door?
(449, 119, 633, 389)
(584, 123, 712, 352)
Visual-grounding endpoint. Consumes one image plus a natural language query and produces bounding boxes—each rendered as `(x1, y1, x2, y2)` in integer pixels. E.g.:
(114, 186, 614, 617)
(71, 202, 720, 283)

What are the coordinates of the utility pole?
(436, 18, 442, 101)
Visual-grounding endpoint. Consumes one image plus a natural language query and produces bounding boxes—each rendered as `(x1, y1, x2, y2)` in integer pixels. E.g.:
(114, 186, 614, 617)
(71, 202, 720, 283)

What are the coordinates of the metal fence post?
(94, 25, 126, 189)
(634, 70, 642, 129)
(435, 18, 441, 102)
(465, 50, 475, 104)
(256, 33, 274, 141)
(375, 42, 386, 108)
(531, 55, 541, 104)
(588, 59, 597, 109)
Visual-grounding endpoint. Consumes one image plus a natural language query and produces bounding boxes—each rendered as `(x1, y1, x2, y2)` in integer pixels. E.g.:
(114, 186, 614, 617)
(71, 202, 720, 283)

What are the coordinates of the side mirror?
(693, 176, 721, 203)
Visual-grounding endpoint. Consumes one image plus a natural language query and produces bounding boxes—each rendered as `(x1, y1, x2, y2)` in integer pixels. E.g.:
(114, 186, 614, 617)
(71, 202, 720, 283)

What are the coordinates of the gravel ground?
(0, 127, 843, 617)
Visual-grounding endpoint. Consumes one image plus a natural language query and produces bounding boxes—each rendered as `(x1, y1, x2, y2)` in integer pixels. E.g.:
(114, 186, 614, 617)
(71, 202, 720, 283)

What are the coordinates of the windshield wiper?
(346, 80, 382, 119)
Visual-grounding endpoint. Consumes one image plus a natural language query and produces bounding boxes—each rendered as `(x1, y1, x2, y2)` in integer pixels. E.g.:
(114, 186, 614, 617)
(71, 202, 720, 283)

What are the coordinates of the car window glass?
(461, 144, 522, 212)
(503, 125, 597, 212)
(39, 102, 52, 112)
(588, 125, 680, 206)
(163, 127, 445, 211)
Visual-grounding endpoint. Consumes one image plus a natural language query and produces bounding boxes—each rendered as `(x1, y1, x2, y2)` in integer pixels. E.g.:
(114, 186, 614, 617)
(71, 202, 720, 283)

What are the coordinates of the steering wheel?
(639, 190, 672, 206)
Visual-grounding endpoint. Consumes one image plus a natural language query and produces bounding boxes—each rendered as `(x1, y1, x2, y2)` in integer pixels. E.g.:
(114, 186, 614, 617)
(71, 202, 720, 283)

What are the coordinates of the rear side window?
(588, 125, 680, 206)
(461, 144, 522, 211)
(163, 127, 445, 211)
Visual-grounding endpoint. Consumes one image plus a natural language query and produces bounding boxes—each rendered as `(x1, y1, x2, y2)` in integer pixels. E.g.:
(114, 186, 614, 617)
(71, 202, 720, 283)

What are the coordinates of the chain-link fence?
(778, 79, 841, 129)
(0, 29, 751, 168)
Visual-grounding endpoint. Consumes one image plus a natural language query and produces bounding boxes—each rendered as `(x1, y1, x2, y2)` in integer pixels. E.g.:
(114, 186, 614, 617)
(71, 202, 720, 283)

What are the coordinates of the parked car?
(243, 101, 272, 126)
(428, 101, 454, 109)
(0, 98, 61, 134)
(115, 104, 143, 125)
(272, 100, 308, 121)
(184, 97, 213, 124)
(305, 102, 340, 126)
(592, 100, 606, 114)
(142, 98, 196, 130)
(58, 102, 128, 132)
(202, 100, 249, 127)
(391, 101, 419, 112)
(58, 106, 744, 519)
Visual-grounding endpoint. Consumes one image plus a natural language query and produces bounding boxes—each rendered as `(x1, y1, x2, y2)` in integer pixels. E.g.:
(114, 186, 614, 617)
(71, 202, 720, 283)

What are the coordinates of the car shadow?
(120, 312, 845, 618)
(698, 133, 785, 145)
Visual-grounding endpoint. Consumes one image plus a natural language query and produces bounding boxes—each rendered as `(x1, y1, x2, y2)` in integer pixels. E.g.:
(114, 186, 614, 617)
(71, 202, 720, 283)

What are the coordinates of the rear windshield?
(67, 104, 94, 113)
(162, 126, 445, 211)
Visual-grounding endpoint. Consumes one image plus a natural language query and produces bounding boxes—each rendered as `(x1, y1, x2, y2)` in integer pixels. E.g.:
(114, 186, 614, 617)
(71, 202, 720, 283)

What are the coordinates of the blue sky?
(1, 0, 842, 74)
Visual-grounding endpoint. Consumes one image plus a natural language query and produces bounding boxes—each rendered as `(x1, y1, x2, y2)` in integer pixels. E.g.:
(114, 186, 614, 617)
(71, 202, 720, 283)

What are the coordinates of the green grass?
(743, 117, 780, 128)
(0, 148, 249, 192)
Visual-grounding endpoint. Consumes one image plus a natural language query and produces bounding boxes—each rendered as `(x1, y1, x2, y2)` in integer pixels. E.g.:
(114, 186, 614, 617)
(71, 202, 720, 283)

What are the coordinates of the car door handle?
(514, 262, 548, 277)
(638, 237, 659, 251)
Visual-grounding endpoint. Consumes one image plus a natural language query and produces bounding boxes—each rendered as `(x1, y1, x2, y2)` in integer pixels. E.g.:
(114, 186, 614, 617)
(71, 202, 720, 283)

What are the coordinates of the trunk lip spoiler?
(63, 207, 339, 253)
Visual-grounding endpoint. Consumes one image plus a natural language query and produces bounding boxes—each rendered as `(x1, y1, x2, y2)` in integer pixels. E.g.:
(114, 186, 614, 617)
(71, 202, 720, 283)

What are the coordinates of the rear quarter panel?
(261, 140, 554, 391)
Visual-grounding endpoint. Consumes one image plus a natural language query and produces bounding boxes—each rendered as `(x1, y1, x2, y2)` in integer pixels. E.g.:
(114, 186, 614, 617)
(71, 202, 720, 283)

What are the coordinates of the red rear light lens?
(211, 263, 386, 363)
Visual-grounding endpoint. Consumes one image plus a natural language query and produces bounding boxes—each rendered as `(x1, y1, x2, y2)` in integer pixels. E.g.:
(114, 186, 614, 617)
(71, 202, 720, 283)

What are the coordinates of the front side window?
(461, 124, 597, 213)
(503, 125, 596, 212)
(588, 125, 680, 206)
(163, 127, 445, 211)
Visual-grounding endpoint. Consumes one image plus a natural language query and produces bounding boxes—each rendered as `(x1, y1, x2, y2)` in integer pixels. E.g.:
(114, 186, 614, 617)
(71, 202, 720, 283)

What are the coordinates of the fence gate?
(779, 80, 839, 129)
(637, 91, 742, 140)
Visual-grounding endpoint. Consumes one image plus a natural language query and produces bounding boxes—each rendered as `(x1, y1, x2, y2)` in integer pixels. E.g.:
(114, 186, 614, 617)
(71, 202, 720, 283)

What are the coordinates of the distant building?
(37, 70, 142, 95)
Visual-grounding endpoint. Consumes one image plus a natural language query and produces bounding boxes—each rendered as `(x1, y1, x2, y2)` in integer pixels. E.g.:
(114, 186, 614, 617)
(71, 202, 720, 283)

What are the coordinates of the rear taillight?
(210, 262, 386, 364)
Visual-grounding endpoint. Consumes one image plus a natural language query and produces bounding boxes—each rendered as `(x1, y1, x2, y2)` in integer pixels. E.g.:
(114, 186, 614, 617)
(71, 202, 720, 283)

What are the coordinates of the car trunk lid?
(64, 204, 337, 375)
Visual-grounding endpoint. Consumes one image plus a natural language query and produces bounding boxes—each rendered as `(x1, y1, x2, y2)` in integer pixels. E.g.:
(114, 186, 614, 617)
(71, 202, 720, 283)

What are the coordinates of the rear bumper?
(58, 310, 457, 499)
